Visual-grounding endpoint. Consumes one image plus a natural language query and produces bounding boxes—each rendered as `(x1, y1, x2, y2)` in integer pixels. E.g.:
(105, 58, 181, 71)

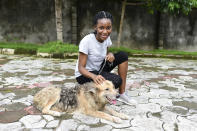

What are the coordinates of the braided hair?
(93, 11, 113, 25)
(93, 11, 113, 34)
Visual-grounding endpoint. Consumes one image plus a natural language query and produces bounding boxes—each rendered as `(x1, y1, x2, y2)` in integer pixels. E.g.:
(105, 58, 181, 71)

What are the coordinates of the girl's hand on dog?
(93, 75, 105, 85)
(106, 52, 115, 62)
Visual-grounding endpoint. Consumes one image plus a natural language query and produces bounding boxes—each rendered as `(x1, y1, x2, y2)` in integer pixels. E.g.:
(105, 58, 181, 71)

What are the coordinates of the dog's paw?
(52, 112, 62, 116)
(113, 117, 122, 123)
(60, 112, 66, 116)
(120, 114, 130, 120)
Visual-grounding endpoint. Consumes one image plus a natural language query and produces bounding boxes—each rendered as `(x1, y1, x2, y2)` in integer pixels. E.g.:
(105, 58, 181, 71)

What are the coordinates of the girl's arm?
(78, 52, 105, 84)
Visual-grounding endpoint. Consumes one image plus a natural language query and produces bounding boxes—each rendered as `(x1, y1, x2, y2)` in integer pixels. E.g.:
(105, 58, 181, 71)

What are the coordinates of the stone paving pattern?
(0, 54, 197, 131)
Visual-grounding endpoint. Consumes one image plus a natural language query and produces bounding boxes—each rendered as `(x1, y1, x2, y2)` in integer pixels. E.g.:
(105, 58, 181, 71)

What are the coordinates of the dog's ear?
(85, 82, 99, 95)
(88, 87, 97, 95)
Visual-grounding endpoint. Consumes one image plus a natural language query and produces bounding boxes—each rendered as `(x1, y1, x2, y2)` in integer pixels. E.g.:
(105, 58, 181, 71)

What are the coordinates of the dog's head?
(94, 80, 117, 105)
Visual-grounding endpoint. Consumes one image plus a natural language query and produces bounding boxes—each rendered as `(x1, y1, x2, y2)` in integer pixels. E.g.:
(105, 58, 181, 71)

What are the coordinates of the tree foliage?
(145, 0, 197, 14)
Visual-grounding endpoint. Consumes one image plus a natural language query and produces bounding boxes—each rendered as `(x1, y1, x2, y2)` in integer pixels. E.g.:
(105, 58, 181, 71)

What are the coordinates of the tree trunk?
(55, 0, 63, 42)
(117, 0, 127, 47)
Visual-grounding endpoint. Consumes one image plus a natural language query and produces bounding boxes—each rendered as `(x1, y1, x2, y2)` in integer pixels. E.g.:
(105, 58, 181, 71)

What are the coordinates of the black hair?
(93, 11, 113, 25)
(93, 11, 113, 34)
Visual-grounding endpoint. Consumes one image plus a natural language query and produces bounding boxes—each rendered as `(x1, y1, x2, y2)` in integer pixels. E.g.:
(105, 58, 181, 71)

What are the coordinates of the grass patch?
(109, 46, 197, 56)
(0, 42, 40, 54)
(37, 41, 78, 53)
(1, 42, 197, 58)
(151, 50, 197, 56)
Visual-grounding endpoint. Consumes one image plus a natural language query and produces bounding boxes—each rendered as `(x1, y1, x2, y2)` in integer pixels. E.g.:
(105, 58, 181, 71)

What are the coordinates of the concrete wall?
(121, 6, 157, 50)
(0, 0, 197, 51)
(77, 0, 197, 51)
(77, 0, 157, 50)
(164, 10, 197, 51)
(0, 0, 56, 43)
(0, 0, 72, 44)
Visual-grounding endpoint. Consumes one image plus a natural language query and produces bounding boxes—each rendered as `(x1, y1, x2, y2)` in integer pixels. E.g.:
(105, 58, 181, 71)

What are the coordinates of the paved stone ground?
(0, 54, 197, 131)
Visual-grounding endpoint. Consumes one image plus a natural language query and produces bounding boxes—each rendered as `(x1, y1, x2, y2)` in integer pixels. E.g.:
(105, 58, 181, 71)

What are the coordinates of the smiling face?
(94, 18, 112, 43)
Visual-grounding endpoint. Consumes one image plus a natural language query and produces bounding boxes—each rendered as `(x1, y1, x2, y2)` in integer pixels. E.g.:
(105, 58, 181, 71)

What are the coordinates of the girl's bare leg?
(118, 61, 128, 94)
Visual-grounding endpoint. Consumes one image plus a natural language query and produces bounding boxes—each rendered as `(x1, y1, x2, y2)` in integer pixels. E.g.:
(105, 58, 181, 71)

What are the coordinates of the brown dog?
(33, 80, 129, 123)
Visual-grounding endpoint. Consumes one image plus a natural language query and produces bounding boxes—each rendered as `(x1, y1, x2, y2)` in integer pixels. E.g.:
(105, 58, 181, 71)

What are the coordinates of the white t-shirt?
(75, 33, 112, 77)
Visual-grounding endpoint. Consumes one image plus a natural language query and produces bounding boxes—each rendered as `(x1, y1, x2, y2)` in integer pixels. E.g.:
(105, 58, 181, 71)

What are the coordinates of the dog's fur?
(33, 80, 129, 123)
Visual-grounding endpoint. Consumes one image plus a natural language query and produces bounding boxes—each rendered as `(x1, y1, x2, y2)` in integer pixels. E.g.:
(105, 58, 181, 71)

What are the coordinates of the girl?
(75, 11, 137, 105)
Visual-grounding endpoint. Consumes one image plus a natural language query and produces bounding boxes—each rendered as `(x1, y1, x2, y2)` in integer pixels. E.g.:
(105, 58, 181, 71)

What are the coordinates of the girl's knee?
(116, 51, 128, 62)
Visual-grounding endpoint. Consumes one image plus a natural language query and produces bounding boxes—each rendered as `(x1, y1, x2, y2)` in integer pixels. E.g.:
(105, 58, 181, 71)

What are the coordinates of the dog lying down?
(33, 80, 129, 123)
